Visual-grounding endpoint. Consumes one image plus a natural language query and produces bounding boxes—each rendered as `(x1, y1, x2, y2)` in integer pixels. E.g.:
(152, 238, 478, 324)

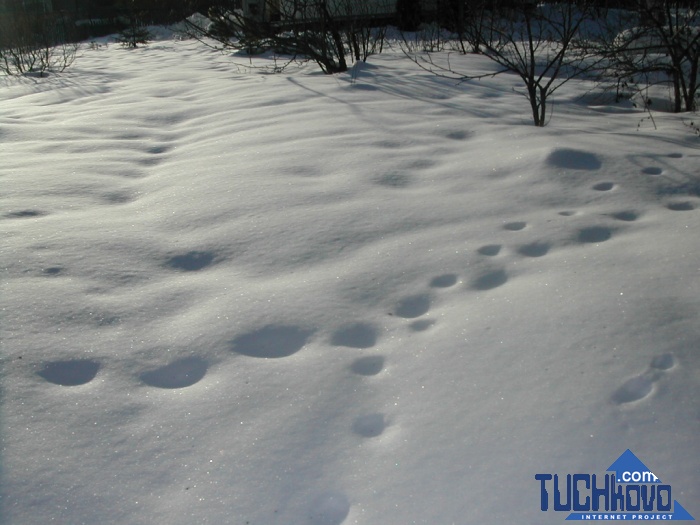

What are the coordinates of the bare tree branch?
(401, 2, 599, 126)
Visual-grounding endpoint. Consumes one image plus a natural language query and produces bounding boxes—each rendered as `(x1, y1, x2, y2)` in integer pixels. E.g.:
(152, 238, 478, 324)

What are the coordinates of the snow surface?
(1, 33, 699, 525)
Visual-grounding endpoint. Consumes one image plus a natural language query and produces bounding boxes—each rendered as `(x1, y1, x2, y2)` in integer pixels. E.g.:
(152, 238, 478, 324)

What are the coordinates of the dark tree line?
(185, 0, 393, 73)
(400, 0, 699, 124)
(2, 0, 698, 118)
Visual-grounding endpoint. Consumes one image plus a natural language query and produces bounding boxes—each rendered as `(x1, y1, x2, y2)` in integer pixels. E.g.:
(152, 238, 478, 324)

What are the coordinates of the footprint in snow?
(611, 375, 655, 405)
(394, 294, 431, 318)
(611, 353, 676, 405)
(650, 353, 676, 371)
(611, 211, 639, 222)
(642, 166, 663, 175)
(5, 210, 47, 219)
(547, 148, 602, 171)
(592, 182, 616, 191)
(147, 144, 171, 155)
(429, 274, 458, 288)
(140, 356, 208, 389)
(478, 244, 502, 256)
(666, 201, 696, 211)
(444, 130, 470, 140)
(577, 226, 613, 244)
(166, 251, 216, 271)
(230, 324, 314, 358)
(309, 492, 350, 525)
(37, 359, 100, 386)
(504, 221, 527, 231)
(331, 322, 378, 349)
(470, 269, 508, 291)
(352, 413, 387, 438)
(102, 191, 136, 204)
(350, 355, 385, 376)
(517, 241, 550, 258)
(409, 319, 435, 332)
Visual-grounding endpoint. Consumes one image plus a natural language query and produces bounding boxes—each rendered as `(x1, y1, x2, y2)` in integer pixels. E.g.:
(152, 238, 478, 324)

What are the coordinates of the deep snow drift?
(1, 32, 699, 525)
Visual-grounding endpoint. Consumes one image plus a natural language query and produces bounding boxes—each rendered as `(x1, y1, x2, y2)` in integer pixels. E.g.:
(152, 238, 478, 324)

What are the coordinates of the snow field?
(2, 36, 699, 524)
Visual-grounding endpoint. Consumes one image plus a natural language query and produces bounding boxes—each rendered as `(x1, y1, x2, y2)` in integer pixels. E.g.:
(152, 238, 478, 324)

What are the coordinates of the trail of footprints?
(34, 185, 678, 393)
(3, 126, 178, 220)
(26, 152, 692, 524)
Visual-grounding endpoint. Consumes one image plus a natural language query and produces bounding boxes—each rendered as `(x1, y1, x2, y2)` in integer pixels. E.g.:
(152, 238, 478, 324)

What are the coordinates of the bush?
(115, 0, 153, 48)
(117, 23, 152, 48)
(0, 9, 79, 76)
(594, 5, 700, 113)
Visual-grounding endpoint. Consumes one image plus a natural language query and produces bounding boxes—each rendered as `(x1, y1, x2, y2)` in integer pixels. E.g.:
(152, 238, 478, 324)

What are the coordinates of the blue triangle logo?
(607, 449, 661, 483)
(672, 501, 695, 521)
(559, 451, 696, 520)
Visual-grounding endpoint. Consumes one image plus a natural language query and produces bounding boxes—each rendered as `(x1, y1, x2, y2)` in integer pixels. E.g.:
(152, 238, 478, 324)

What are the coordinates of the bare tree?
(403, 1, 597, 126)
(339, 0, 391, 63)
(184, 0, 390, 73)
(594, 1, 699, 112)
(0, 7, 79, 76)
(440, 0, 491, 54)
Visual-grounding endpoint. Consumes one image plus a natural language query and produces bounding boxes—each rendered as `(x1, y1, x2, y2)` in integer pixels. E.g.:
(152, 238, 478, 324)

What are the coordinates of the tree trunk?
(684, 56, 698, 112)
(350, 31, 361, 62)
(528, 84, 542, 127)
(672, 68, 683, 113)
(321, 1, 347, 73)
